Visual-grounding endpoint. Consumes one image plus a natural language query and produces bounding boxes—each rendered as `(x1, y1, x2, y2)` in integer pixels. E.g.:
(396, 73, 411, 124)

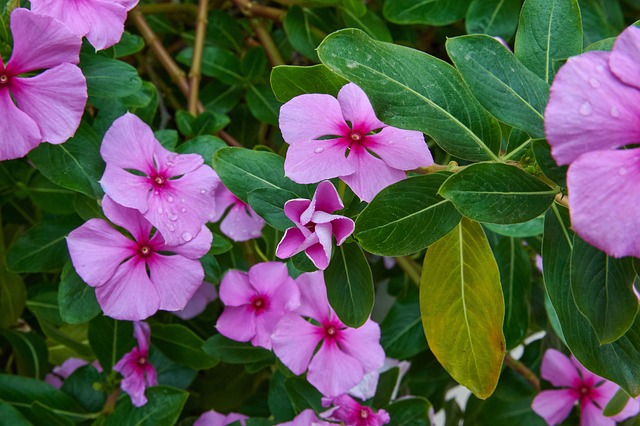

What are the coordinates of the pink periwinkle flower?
(349, 358, 411, 402)
(30, 0, 139, 50)
(321, 394, 390, 426)
(194, 410, 248, 426)
(217, 262, 300, 350)
(279, 83, 433, 202)
(276, 181, 354, 270)
(210, 172, 265, 242)
(545, 25, 640, 258)
(173, 281, 217, 320)
(45, 358, 102, 389)
(276, 409, 334, 426)
(531, 349, 640, 426)
(100, 113, 217, 246)
(113, 321, 157, 407)
(272, 271, 385, 397)
(0, 8, 86, 161)
(67, 196, 211, 320)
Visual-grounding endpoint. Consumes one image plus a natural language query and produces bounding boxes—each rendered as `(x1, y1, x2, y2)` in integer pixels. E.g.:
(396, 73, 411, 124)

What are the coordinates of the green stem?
(395, 256, 422, 287)
(136, 3, 199, 17)
(249, 18, 285, 66)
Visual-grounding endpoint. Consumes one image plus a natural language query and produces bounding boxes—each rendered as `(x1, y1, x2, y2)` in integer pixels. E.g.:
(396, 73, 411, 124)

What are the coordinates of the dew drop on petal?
(200, 188, 207, 194)
(170, 213, 178, 221)
(157, 207, 163, 214)
(181, 208, 186, 213)
(182, 231, 193, 242)
(314, 147, 324, 154)
(589, 78, 600, 88)
(168, 224, 175, 231)
(387, 140, 394, 145)
(596, 65, 605, 73)
(619, 167, 628, 176)
(154, 190, 160, 195)
(579, 102, 592, 116)
(167, 161, 174, 168)
(167, 196, 174, 203)
(610, 106, 620, 118)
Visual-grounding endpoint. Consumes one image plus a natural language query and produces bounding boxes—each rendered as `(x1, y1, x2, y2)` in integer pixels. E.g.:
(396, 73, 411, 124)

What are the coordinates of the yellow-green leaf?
(420, 218, 505, 399)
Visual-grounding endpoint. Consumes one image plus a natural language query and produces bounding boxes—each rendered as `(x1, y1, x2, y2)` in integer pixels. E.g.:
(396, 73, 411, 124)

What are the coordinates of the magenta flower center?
(138, 245, 153, 257)
(350, 131, 362, 141)
(360, 408, 371, 418)
(0, 74, 8, 85)
(250, 295, 269, 314)
(137, 356, 147, 366)
(324, 324, 342, 341)
(152, 175, 165, 187)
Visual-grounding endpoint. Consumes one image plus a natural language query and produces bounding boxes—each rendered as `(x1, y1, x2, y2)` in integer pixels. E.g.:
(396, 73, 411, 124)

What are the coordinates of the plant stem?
(395, 256, 422, 287)
(137, 3, 198, 17)
(233, 0, 285, 21)
(189, 0, 209, 116)
(249, 18, 285, 66)
(504, 353, 541, 391)
(554, 192, 569, 208)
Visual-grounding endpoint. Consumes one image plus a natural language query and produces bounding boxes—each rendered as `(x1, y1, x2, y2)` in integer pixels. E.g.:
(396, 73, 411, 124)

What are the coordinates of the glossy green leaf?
(88, 317, 134, 372)
(113, 32, 144, 58)
(178, 47, 244, 86)
(150, 324, 218, 370)
(514, 0, 582, 83)
(58, 263, 100, 325)
(241, 47, 268, 82)
(373, 367, 400, 408)
(61, 365, 105, 413)
(202, 334, 275, 364)
(247, 187, 296, 231)
(206, 10, 244, 51)
(386, 397, 433, 426)
(341, 8, 392, 42)
(0, 267, 26, 329)
(270, 64, 347, 103)
(283, 6, 323, 62)
(80, 53, 142, 98)
(484, 216, 545, 238)
(543, 205, 640, 396)
(603, 388, 630, 417)
(246, 84, 281, 125)
(447, 35, 549, 138)
(420, 218, 505, 399)
(439, 163, 556, 224)
(532, 139, 568, 188)
(0, 331, 48, 379)
(318, 29, 502, 161)
(104, 386, 188, 426)
(383, 0, 472, 25)
(176, 135, 227, 167)
(324, 242, 374, 328)
(465, 0, 522, 40)
(355, 174, 462, 256)
(29, 122, 105, 199)
(570, 236, 638, 344)
(579, 0, 625, 46)
(380, 296, 428, 359)
(0, 400, 31, 426)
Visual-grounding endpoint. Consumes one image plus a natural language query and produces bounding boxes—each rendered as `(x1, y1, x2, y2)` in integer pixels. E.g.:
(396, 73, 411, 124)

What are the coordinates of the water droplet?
(314, 147, 324, 154)
(167, 196, 174, 203)
(168, 224, 175, 231)
(154, 190, 160, 195)
(579, 102, 592, 116)
(182, 231, 193, 242)
(169, 213, 178, 221)
(157, 207, 163, 214)
(346, 61, 358, 69)
(589, 78, 600, 88)
(181, 208, 186, 213)
(200, 188, 207, 194)
(619, 168, 628, 176)
(596, 65, 605, 73)
(464, 54, 471, 61)
(610, 106, 620, 118)
(387, 140, 394, 145)
(167, 161, 174, 168)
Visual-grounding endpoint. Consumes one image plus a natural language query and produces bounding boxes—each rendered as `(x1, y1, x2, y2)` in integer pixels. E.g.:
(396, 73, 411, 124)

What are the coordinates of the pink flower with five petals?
(0, 8, 86, 161)
(279, 83, 433, 202)
(276, 181, 354, 270)
(194, 410, 248, 426)
(321, 394, 390, 426)
(114, 321, 157, 407)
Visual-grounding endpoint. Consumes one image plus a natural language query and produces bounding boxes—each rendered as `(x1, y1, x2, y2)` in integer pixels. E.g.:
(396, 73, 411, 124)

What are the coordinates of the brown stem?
(189, 0, 210, 116)
(102, 388, 121, 415)
(233, 0, 285, 21)
(249, 18, 285, 66)
(137, 3, 198, 17)
(417, 161, 463, 174)
(504, 354, 541, 391)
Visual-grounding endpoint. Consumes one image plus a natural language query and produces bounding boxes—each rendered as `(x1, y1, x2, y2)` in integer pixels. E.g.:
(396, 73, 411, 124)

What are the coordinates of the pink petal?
(101, 196, 152, 243)
(100, 165, 152, 214)
(252, 309, 285, 350)
(216, 306, 257, 343)
(173, 282, 217, 320)
(100, 113, 157, 174)
(567, 149, 640, 258)
(6, 8, 80, 74)
(133, 321, 151, 353)
(158, 150, 204, 178)
(67, 218, 135, 287)
(277, 409, 332, 426)
(295, 271, 331, 322)
(545, 51, 640, 165)
(0, 88, 41, 161)
(305, 242, 330, 270)
(364, 126, 433, 170)
(220, 203, 265, 241)
(540, 349, 581, 388)
(95, 257, 161, 320)
(210, 178, 238, 222)
(283, 198, 311, 225)
(341, 145, 407, 202)
(10, 64, 86, 144)
(219, 270, 256, 306)
(337, 83, 385, 133)
(194, 411, 248, 426)
(580, 400, 615, 426)
(338, 320, 385, 373)
(115, 0, 140, 11)
(532, 389, 577, 425)
(280, 94, 347, 144)
(330, 217, 355, 245)
(163, 225, 212, 259)
(247, 262, 292, 296)
(148, 254, 204, 311)
(311, 181, 344, 215)
(284, 138, 354, 184)
(120, 370, 149, 407)
(609, 26, 640, 90)
(271, 313, 323, 375)
(307, 341, 365, 397)
(266, 271, 301, 314)
(276, 227, 308, 259)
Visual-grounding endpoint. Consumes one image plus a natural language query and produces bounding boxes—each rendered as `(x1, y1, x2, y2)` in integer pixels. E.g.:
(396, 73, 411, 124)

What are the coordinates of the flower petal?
(313, 181, 344, 214)
(532, 389, 577, 426)
(148, 254, 204, 311)
(0, 88, 41, 161)
(545, 51, 640, 165)
(216, 306, 257, 343)
(100, 113, 158, 174)
(338, 320, 385, 373)
(284, 198, 311, 225)
(133, 321, 151, 353)
(337, 83, 386, 133)
(163, 225, 213, 259)
(567, 149, 640, 258)
(280, 94, 347, 144)
(331, 217, 355, 246)
(295, 271, 331, 322)
(100, 166, 152, 214)
(220, 203, 265, 242)
(276, 227, 308, 259)
(219, 270, 255, 306)
(609, 26, 640, 90)
(120, 370, 149, 407)
(305, 242, 330, 270)
(341, 145, 406, 202)
(580, 400, 615, 426)
(210, 177, 238, 222)
(6, 8, 80, 74)
(173, 282, 217, 320)
(364, 126, 433, 170)
(540, 349, 581, 388)
(307, 341, 365, 397)
(101, 196, 152, 243)
(247, 262, 291, 296)
(271, 313, 323, 375)
(284, 138, 354, 184)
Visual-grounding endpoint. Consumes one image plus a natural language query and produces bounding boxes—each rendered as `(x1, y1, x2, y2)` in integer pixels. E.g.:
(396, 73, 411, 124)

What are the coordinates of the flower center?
(251, 295, 268, 313)
(360, 408, 370, 419)
(139, 245, 152, 257)
(579, 385, 590, 395)
(137, 356, 147, 366)
(153, 175, 165, 186)
(350, 131, 362, 141)
(0, 74, 8, 85)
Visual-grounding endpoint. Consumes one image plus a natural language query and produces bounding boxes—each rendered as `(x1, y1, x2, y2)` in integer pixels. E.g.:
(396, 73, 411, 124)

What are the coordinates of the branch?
(189, 0, 209, 115)
(233, 0, 285, 21)
(137, 3, 198, 17)
(504, 353, 541, 391)
(249, 18, 285, 66)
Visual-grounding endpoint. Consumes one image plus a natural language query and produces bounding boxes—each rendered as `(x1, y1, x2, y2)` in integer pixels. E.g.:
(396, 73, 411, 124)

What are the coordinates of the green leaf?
(324, 242, 374, 328)
(532, 139, 567, 188)
(380, 296, 428, 359)
(579, 0, 625, 46)
(268, 372, 296, 422)
(373, 367, 400, 408)
(88, 317, 134, 372)
(318, 29, 502, 161)
(0, 267, 26, 329)
(446, 35, 549, 138)
(80, 53, 142, 98)
(0, 400, 32, 426)
(241, 47, 268, 82)
(270, 64, 348, 103)
(355, 174, 462, 256)
(342, 0, 366, 16)
(113, 32, 144, 58)
(61, 365, 106, 413)
(178, 47, 244, 86)
(514, 0, 582, 83)
(0, 331, 48, 379)
(603, 387, 630, 417)
(104, 386, 188, 426)
(439, 163, 556, 224)
(283, 6, 324, 62)
(28, 122, 105, 199)
(7, 216, 82, 273)
(494, 237, 531, 349)
(284, 377, 324, 413)
(386, 397, 433, 426)
(206, 10, 244, 51)
(150, 324, 218, 370)
(247, 187, 296, 231)
(543, 205, 640, 396)
(383, 0, 472, 25)
(483, 216, 544, 238)
(58, 262, 100, 325)
(202, 334, 275, 364)
(213, 148, 309, 202)
(420, 218, 505, 399)
(570, 236, 638, 344)
(341, 8, 392, 42)
(246, 84, 281, 126)
(465, 0, 522, 40)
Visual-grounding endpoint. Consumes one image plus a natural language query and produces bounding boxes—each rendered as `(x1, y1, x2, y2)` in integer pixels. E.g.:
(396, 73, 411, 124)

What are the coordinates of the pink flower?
(194, 410, 248, 426)
(30, 0, 139, 50)
(114, 321, 157, 407)
(545, 25, 640, 258)
(0, 8, 86, 161)
(276, 409, 334, 426)
(99, 113, 217, 246)
(173, 282, 217, 320)
(271, 271, 385, 397)
(216, 262, 300, 350)
(45, 358, 102, 389)
(349, 358, 411, 401)
(210, 172, 265, 241)
(67, 196, 211, 320)
(321, 394, 390, 426)
(279, 83, 433, 202)
(531, 349, 640, 426)
(275, 181, 354, 270)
